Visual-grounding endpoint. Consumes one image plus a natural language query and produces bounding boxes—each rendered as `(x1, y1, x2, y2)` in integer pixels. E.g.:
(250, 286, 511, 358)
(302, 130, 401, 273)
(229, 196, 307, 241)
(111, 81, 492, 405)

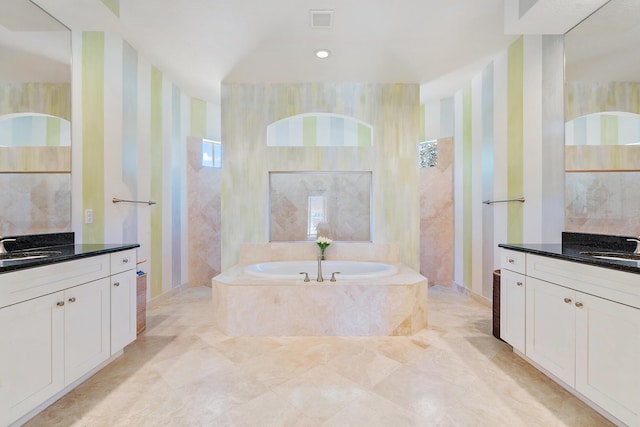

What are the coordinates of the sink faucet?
(0, 237, 16, 254)
(317, 255, 324, 282)
(627, 236, 640, 254)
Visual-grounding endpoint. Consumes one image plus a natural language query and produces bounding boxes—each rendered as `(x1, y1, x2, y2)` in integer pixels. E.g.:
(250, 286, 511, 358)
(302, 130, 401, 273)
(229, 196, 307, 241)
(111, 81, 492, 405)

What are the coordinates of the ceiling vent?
(309, 9, 334, 29)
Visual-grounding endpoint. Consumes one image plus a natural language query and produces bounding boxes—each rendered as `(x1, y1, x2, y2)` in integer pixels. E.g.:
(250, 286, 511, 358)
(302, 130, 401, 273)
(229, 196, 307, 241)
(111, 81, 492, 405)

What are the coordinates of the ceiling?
(8, 0, 620, 102)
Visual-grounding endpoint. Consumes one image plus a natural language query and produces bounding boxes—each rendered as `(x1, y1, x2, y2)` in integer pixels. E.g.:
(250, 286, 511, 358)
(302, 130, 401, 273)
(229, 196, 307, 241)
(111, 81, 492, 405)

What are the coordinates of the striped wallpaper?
(222, 83, 420, 270)
(565, 82, 640, 121)
(81, 32, 105, 244)
(0, 83, 71, 120)
(266, 113, 373, 147)
(0, 114, 70, 147)
(73, 31, 218, 299)
(100, 0, 119, 16)
(565, 83, 640, 171)
(566, 112, 640, 146)
(452, 35, 564, 298)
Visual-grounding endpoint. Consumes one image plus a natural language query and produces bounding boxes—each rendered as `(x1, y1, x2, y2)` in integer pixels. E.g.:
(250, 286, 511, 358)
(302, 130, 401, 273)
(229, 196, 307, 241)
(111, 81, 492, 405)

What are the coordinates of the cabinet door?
(0, 292, 64, 426)
(500, 269, 526, 353)
(575, 292, 640, 426)
(526, 277, 576, 386)
(111, 269, 137, 354)
(65, 277, 110, 385)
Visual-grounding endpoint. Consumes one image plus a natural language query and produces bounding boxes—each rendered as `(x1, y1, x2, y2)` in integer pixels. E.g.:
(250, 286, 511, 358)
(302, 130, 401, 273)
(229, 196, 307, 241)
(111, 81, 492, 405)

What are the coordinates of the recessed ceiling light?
(315, 49, 331, 59)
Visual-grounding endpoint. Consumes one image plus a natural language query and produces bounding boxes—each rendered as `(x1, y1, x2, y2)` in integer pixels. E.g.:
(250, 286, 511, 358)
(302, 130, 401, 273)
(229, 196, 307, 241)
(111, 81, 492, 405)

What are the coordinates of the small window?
(307, 195, 327, 239)
(202, 139, 222, 168)
(418, 140, 438, 168)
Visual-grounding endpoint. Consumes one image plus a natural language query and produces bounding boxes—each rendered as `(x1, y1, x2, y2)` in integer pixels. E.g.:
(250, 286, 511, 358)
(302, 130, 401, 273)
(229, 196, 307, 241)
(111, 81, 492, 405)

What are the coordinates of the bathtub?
(212, 260, 428, 336)
(243, 260, 398, 280)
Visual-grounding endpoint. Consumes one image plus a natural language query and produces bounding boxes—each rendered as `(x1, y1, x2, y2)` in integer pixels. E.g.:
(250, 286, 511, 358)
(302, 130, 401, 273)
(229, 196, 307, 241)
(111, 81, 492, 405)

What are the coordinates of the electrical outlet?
(85, 209, 93, 224)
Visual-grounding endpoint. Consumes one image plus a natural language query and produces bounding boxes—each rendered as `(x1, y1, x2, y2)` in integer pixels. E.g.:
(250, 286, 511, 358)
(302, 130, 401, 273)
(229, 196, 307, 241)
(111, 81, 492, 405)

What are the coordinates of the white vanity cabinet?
(499, 249, 526, 353)
(64, 277, 111, 385)
(575, 291, 640, 424)
(503, 249, 640, 426)
(0, 248, 137, 427)
(110, 249, 137, 354)
(0, 291, 64, 426)
(525, 276, 576, 386)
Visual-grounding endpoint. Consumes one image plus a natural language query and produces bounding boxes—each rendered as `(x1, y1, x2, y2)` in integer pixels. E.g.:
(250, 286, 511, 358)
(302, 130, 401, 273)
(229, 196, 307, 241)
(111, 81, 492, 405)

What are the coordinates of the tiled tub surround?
(212, 243, 428, 336)
(0, 174, 71, 237)
(269, 172, 371, 242)
(239, 242, 400, 265)
(565, 171, 640, 238)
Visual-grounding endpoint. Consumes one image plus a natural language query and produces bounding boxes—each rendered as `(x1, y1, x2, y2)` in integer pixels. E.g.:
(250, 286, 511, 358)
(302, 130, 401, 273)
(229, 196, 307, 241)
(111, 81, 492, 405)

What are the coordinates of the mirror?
(564, 0, 640, 152)
(269, 172, 372, 242)
(0, 0, 72, 235)
(564, 0, 640, 236)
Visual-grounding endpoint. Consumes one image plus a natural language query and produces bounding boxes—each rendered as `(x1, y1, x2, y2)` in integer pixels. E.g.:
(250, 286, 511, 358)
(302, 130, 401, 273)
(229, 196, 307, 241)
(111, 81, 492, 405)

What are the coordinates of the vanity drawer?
(526, 253, 640, 308)
(501, 249, 526, 274)
(0, 255, 110, 308)
(110, 249, 137, 275)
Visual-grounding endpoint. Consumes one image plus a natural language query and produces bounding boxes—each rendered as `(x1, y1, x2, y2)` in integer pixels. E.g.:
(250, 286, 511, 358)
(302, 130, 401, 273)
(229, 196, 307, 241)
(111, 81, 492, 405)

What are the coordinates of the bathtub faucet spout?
(317, 255, 324, 282)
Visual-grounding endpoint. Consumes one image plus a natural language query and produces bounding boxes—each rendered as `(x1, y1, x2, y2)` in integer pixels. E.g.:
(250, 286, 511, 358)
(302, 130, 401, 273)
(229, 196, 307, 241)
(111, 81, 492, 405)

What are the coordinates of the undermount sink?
(580, 251, 640, 262)
(0, 251, 62, 262)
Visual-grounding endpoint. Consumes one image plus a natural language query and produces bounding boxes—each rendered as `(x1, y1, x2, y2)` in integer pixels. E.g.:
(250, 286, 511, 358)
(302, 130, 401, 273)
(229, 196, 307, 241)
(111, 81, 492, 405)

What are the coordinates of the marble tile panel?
(0, 173, 71, 236)
(212, 267, 427, 336)
(175, 365, 271, 421)
(209, 391, 315, 427)
(565, 171, 640, 236)
(271, 365, 368, 421)
(325, 345, 402, 388)
(419, 136, 453, 287)
(322, 391, 419, 426)
(205, 336, 283, 363)
(187, 138, 221, 287)
(150, 346, 235, 389)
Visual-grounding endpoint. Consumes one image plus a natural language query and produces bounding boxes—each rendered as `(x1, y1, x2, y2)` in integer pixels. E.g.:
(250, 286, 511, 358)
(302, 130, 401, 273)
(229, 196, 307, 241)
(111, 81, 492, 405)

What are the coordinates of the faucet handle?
(0, 238, 16, 254)
(626, 238, 640, 254)
(299, 272, 310, 282)
(330, 272, 341, 282)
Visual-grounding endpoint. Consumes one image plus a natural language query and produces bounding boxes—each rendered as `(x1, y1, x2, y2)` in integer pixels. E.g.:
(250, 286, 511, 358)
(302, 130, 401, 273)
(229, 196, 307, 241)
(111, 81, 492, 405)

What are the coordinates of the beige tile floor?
(26, 285, 612, 426)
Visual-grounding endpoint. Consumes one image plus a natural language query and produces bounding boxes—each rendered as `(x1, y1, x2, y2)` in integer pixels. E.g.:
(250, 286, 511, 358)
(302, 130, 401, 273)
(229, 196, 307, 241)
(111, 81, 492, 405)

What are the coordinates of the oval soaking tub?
(243, 260, 398, 280)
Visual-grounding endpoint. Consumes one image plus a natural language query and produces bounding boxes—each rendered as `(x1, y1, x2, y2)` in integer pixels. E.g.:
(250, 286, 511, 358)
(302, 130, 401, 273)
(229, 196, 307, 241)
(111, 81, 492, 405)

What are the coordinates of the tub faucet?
(627, 236, 640, 254)
(317, 255, 324, 282)
(0, 237, 16, 254)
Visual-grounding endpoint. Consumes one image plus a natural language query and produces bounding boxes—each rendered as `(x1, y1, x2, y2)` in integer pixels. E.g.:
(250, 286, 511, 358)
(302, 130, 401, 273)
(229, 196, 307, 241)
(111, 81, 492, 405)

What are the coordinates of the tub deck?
(211, 264, 428, 336)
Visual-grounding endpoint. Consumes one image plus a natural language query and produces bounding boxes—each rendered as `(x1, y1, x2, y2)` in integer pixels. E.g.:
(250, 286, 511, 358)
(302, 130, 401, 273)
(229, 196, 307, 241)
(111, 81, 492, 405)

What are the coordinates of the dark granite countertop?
(0, 232, 139, 273)
(499, 232, 640, 274)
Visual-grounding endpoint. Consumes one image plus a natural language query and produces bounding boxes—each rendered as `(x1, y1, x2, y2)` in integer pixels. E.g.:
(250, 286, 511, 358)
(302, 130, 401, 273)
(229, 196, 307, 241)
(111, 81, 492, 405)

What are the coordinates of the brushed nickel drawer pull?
(113, 282, 120, 287)
(564, 297, 572, 304)
(68, 297, 76, 303)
